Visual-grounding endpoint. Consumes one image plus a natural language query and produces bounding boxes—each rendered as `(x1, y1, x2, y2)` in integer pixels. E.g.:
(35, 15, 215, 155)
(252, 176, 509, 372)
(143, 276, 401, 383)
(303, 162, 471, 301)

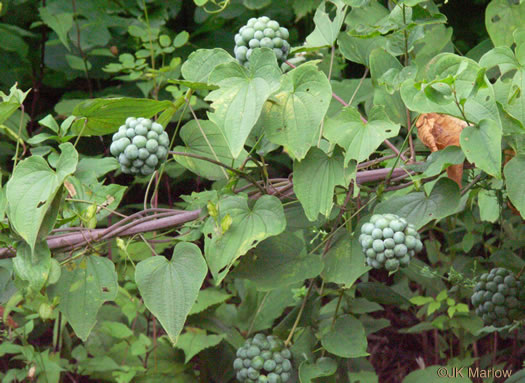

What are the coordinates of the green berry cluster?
(233, 333, 293, 383)
(110, 117, 169, 176)
(359, 213, 423, 271)
(234, 16, 290, 66)
(471, 267, 525, 327)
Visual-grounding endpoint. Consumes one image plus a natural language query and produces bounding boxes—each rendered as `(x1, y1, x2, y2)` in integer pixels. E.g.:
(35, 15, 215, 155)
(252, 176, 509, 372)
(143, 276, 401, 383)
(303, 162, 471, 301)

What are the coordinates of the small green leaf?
(478, 189, 499, 223)
(72, 98, 173, 136)
(305, 0, 347, 48)
(173, 31, 189, 48)
(181, 48, 235, 84)
(12, 241, 51, 292)
(175, 329, 225, 363)
(410, 296, 434, 306)
(48, 256, 118, 341)
(263, 63, 332, 160)
(232, 232, 323, 290)
(504, 155, 525, 219)
(206, 49, 281, 158)
(322, 232, 371, 288)
(374, 178, 461, 229)
(39, 7, 73, 51)
(324, 106, 400, 164)
(204, 194, 286, 284)
(321, 314, 369, 358)
(38, 114, 60, 134)
(293, 147, 347, 221)
(172, 119, 248, 180)
(189, 288, 231, 315)
(299, 357, 338, 382)
(460, 119, 502, 178)
(66, 54, 91, 71)
(485, 0, 525, 47)
(6, 143, 78, 253)
(135, 242, 207, 344)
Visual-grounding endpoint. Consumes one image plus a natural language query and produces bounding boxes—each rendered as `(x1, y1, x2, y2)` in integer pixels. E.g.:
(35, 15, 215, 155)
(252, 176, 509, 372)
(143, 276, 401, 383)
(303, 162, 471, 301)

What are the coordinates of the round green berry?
(124, 145, 139, 160)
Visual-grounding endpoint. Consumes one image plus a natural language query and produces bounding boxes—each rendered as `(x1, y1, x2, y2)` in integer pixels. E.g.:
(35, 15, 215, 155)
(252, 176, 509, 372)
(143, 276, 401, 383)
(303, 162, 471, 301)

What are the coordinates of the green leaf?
(369, 48, 407, 125)
(237, 282, 296, 333)
(357, 282, 411, 305)
(135, 242, 207, 344)
(67, 177, 126, 221)
(0, 83, 30, 125)
(74, 157, 120, 184)
(181, 48, 235, 83)
(100, 321, 133, 339)
(189, 288, 231, 315)
(6, 143, 78, 253)
(12, 241, 52, 291)
(504, 155, 525, 219)
(172, 119, 248, 180)
(72, 98, 173, 137)
(293, 147, 346, 221)
(299, 357, 338, 382)
(204, 195, 286, 284)
(322, 232, 371, 288)
(263, 63, 332, 160)
(324, 106, 400, 164)
(0, 183, 6, 222)
(65, 54, 91, 71)
(401, 54, 500, 127)
(415, 146, 465, 178)
(232, 232, 323, 290)
(485, 0, 525, 48)
(48, 256, 118, 341)
(460, 119, 502, 178)
(403, 366, 472, 383)
(167, 79, 219, 91)
(243, 0, 271, 10)
(321, 314, 369, 358)
(38, 114, 60, 134)
(505, 369, 525, 383)
(38, 7, 73, 51)
(338, 32, 386, 67)
(349, 371, 379, 383)
(374, 178, 461, 229)
(478, 189, 499, 223)
(175, 329, 225, 363)
(305, 0, 347, 48)
(410, 296, 434, 306)
(206, 48, 281, 158)
(173, 31, 189, 48)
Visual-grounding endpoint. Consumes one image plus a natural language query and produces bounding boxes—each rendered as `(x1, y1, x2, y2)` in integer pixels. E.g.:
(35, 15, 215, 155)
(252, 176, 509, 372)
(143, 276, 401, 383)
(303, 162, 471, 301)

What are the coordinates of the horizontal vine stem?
(0, 167, 410, 257)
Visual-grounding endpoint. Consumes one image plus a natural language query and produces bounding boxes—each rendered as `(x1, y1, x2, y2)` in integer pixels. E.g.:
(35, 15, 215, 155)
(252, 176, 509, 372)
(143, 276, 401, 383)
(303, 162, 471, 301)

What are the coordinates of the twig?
(71, 0, 93, 97)
(460, 173, 484, 196)
(169, 151, 265, 194)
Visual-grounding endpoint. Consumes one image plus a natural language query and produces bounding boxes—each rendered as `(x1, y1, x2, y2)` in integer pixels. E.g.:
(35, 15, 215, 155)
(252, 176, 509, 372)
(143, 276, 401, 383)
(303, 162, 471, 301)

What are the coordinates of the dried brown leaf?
(416, 113, 467, 187)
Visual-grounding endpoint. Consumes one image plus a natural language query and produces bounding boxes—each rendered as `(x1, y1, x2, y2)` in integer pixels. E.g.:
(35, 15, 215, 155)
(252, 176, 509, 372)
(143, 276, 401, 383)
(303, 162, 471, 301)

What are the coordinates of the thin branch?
(169, 151, 265, 194)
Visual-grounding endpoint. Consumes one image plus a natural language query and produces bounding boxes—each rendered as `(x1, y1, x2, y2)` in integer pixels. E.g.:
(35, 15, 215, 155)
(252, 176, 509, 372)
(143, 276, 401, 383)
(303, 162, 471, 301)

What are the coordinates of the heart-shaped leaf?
(374, 178, 461, 229)
(204, 195, 286, 284)
(135, 242, 207, 344)
(48, 255, 118, 341)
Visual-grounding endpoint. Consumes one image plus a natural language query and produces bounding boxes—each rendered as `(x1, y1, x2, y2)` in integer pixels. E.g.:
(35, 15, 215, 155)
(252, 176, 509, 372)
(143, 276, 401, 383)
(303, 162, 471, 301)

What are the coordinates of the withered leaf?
(416, 113, 467, 187)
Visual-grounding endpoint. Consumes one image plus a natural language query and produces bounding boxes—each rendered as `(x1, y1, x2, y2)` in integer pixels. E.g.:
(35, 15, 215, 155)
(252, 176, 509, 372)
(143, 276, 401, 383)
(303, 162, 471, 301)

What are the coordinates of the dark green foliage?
(471, 267, 525, 327)
(233, 333, 292, 382)
(359, 213, 423, 271)
(110, 117, 169, 176)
